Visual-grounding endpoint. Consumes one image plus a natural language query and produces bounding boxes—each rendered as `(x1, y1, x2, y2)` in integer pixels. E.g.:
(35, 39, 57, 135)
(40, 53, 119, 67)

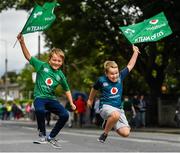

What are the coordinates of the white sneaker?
(33, 135, 47, 144)
(47, 137, 62, 149)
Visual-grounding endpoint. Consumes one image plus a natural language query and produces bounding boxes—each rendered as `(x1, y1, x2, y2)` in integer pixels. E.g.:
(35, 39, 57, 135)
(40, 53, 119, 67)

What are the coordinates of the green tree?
(17, 63, 34, 98)
(1, 71, 18, 83)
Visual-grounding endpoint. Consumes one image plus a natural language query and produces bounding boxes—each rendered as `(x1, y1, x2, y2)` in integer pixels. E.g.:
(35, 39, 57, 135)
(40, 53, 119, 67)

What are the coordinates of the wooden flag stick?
(13, 39, 18, 48)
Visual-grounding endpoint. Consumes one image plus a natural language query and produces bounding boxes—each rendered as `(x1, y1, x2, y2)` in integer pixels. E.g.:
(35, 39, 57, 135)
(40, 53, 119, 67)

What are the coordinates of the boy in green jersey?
(17, 33, 76, 149)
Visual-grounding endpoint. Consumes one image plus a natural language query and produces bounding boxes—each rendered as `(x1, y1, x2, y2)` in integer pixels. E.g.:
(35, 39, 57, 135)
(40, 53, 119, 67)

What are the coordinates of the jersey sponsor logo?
(45, 78, 53, 86)
(111, 87, 118, 95)
(149, 19, 158, 25)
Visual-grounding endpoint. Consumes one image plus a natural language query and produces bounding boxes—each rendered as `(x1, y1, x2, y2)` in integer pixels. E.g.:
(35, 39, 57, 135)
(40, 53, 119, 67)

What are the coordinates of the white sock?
(48, 135, 52, 140)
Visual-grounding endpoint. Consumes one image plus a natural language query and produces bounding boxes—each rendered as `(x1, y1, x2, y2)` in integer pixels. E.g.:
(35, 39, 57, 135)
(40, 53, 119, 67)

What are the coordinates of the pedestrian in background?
(74, 95, 86, 127)
(174, 98, 180, 127)
(87, 45, 140, 143)
(17, 33, 76, 149)
(94, 97, 103, 127)
(139, 94, 146, 127)
(122, 96, 136, 126)
(131, 94, 141, 128)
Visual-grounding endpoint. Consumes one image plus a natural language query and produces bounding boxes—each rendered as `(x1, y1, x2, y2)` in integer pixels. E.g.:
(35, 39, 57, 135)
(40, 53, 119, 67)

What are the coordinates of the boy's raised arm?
(17, 33, 31, 61)
(127, 45, 140, 72)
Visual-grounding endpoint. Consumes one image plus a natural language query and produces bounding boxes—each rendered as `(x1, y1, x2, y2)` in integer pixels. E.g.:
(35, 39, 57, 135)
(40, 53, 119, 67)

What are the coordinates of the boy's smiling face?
(49, 53, 63, 70)
(106, 67, 119, 82)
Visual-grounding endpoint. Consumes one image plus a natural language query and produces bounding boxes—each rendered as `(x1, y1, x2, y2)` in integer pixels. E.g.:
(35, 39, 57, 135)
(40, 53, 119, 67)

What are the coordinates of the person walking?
(87, 45, 140, 143)
(139, 94, 146, 127)
(122, 96, 136, 126)
(174, 98, 180, 127)
(17, 33, 76, 148)
(94, 97, 103, 127)
(74, 95, 86, 127)
(131, 94, 141, 128)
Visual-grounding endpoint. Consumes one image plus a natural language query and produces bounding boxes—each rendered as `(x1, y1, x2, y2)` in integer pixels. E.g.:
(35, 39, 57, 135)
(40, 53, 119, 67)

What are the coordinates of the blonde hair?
(49, 48, 65, 62)
(104, 60, 118, 73)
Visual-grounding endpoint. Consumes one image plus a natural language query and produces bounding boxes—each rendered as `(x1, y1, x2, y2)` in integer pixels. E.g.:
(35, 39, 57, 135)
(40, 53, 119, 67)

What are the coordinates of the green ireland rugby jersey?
(30, 57, 70, 100)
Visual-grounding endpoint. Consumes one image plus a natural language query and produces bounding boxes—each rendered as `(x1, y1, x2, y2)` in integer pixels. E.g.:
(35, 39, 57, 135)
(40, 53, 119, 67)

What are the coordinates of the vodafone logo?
(45, 78, 53, 86)
(111, 87, 118, 95)
(149, 19, 158, 25)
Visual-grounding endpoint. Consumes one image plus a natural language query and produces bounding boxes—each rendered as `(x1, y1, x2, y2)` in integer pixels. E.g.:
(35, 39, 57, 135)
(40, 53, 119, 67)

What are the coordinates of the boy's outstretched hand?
(87, 99, 93, 108)
(132, 45, 141, 54)
(70, 103, 76, 111)
(17, 33, 24, 43)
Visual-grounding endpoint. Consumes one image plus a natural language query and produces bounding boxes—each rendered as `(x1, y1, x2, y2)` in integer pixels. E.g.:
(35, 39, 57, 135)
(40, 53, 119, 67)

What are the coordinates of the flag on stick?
(21, 2, 60, 34)
(119, 12, 172, 44)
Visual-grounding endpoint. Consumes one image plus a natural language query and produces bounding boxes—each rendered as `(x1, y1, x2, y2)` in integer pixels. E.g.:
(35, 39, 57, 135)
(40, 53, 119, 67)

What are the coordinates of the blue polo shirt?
(93, 67, 129, 109)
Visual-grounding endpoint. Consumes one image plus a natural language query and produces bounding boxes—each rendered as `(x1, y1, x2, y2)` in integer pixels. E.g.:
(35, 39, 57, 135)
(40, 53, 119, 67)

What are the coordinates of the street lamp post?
(0, 39, 8, 102)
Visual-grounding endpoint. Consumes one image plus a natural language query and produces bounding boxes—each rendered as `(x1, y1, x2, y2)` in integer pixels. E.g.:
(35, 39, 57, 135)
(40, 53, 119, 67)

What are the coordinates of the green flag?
(119, 12, 172, 44)
(21, 2, 60, 34)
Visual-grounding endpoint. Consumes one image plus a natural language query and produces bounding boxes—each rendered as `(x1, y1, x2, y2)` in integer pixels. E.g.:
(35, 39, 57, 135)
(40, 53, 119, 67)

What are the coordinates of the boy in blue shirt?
(87, 45, 140, 143)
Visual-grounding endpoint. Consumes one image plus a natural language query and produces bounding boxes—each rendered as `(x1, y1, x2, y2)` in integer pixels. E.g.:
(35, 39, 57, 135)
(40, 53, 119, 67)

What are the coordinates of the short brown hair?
(49, 48, 65, 62)
(104, 60, 118, 73)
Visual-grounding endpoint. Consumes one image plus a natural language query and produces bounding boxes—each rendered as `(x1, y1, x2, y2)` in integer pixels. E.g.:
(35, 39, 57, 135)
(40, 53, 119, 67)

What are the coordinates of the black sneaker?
(97, 132, 108, 143)
(47, 137, 62, 149)
(102, 120, 107, 129)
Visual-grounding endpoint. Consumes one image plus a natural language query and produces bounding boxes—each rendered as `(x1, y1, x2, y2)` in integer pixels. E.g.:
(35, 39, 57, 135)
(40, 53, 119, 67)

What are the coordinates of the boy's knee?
(121, 131, 130, 137)
(59, 111, 69, 122)
(117, 127, 130, 137)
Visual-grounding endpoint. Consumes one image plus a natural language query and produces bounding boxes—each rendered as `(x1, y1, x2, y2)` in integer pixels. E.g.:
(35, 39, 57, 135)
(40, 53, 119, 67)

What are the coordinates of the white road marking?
(0, 139, 68, 145)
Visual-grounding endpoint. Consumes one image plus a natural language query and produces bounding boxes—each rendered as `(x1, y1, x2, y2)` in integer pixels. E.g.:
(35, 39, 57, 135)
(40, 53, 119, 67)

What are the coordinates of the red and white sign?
(111, 87, 118, 95)
(45, 78, 53, 86)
